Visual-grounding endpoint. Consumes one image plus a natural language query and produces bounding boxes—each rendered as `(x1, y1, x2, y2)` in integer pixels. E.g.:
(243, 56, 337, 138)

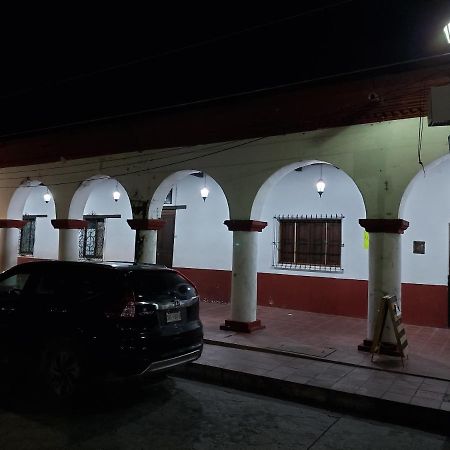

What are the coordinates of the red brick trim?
(51, 219, 88, 229)
(127, 219, 166, 230)
(224, 220, 267, 232)
(359, 219, 409, 234)
(220, 319, 265, 333)
(0, 219, 27, 229)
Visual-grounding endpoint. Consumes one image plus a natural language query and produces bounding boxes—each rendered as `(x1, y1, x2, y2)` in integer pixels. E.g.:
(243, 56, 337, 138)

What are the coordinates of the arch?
(150, 170, 232, 300)
(148, 170, 195, 218)
(7, 179, 54, 218)
(398, 153, 450, 327)
(251, 160, 366, 219)
(69, 175, 117, 219)
(69, 175, 135, 261)
(251, 160, 320, 219)
(399, 153, 449, 216)
(254, 160, 368, 317)
(5, 179, 58, 267)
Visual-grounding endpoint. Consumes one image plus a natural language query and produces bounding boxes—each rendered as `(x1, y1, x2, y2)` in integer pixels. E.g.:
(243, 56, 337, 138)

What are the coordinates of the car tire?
(40, 339, 84, 402)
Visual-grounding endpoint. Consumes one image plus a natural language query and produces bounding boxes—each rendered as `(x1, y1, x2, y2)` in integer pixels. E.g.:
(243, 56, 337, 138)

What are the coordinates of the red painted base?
(220, 320, 265, 333)
(358, 339, 403, 357)
(176, 267, 449, 328)
(401, 283, 448, 328)
(175, 267, 232, 304)
(17, 256, 47, 264)
(258, 272, 368, 318)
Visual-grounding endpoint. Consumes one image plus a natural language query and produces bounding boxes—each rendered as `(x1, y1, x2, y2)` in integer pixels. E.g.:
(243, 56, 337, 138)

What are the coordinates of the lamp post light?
(43, 189, 52, 204)
(200, 186, 209, 201)
(113, 182, 121, 202)
(113, 190, 121, 202)
(316, 178, 326, 197)
(200, 173, 209, 201)
(316, 164, 326, 197)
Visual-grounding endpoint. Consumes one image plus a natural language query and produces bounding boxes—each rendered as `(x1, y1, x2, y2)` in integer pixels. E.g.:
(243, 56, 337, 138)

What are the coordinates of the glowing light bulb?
(113, 190, 121, 202)
(200, 187, 209, 201)
(316, 179, 325, 197)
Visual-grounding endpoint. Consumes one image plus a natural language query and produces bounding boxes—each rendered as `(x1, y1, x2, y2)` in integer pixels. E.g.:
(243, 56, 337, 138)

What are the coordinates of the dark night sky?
(1, 0, 449, 137)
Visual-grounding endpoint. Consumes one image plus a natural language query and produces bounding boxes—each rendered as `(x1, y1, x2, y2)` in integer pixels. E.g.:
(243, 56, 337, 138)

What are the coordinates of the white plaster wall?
(400, 156, 450, 286)
(258, 165, 368, 279)
(83, 178, 135, 262)
(171, 174, 232, 270)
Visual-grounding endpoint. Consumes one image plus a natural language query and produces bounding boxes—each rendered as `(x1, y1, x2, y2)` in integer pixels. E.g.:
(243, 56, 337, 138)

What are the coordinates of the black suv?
(0, 261, 203, 399)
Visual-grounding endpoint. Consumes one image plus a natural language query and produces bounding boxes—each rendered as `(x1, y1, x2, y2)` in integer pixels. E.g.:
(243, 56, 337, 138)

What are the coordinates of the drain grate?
(266, 343, 336, 358)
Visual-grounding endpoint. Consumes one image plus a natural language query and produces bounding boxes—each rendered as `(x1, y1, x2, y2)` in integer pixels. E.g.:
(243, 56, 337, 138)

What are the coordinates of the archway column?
(358, 218, 409, 355)
(127, 219, 166, 264)
(51, 219, 88, 261)
(221, 220, 267, 333)
(0, 219, 27, 270)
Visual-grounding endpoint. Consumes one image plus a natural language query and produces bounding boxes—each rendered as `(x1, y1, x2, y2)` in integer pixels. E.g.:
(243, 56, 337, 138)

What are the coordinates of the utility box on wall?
(429, 84, 450, 126)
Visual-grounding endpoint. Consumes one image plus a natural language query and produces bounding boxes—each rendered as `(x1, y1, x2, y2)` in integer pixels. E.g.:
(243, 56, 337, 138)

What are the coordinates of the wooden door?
(156, 209, 176, 267)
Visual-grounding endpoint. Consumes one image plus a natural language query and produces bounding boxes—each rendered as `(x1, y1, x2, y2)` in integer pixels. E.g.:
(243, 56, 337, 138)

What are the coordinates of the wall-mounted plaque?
(413, 241, 425, 254)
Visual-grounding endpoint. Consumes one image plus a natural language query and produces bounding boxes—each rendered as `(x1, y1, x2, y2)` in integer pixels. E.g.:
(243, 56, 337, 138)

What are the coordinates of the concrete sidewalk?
(176, 302, 450, 434)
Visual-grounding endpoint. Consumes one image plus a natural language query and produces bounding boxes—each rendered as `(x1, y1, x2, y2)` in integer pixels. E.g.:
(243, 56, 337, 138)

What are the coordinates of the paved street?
(0, 376, 448, 449)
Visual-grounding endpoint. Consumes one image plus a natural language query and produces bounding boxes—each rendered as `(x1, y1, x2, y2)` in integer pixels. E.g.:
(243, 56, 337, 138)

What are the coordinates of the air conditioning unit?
(428, 84, 450, 126)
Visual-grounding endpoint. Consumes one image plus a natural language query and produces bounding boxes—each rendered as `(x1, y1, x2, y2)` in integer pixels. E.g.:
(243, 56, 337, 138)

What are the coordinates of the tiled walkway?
(200, 301, 450, 380)
(186, 301, 450, 418)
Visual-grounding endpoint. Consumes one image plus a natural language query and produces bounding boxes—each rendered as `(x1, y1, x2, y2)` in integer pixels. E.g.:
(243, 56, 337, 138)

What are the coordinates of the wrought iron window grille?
(272, 214, 344, 273)
(79, 218, 105, 260)
(19, 217, 36, 256)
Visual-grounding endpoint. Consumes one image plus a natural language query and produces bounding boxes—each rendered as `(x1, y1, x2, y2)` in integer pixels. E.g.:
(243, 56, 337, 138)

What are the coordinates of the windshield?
(129, 270, 197, 302)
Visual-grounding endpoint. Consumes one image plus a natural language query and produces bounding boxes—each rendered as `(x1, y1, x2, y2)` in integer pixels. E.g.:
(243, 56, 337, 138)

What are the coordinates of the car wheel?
(41, 340, 84, 401)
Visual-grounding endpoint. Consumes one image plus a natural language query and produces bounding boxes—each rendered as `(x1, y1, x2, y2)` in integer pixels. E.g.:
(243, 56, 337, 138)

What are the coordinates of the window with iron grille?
(164, 188, 173, 205)
(19, 218, 36, 256)
(275, 215, 343, 272)
(79, 219, 105, 260)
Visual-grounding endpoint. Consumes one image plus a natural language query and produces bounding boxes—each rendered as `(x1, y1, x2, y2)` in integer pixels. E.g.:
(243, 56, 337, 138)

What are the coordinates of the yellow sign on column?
(363, 231, 369, 249)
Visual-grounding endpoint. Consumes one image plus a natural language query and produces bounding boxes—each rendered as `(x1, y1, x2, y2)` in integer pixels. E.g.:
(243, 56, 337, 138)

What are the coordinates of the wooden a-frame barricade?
(370, 294, 408, 366)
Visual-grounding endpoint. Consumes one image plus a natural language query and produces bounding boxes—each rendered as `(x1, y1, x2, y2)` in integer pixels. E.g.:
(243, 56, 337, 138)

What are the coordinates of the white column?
(3, 228, 20, 269)
(367, 232, 401, 343)
(221, 220, 267, 332)
(58, 228, 80, 261)
(359, 219, 408, 350)
(139, 229, 158, 264)
(127, 219, 165, 264)
(230, 231, 258, 323)
(52, 219, 87, 261)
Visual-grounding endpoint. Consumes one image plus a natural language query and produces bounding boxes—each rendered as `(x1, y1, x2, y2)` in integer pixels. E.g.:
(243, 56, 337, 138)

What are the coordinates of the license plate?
(166, 310, 181, 323)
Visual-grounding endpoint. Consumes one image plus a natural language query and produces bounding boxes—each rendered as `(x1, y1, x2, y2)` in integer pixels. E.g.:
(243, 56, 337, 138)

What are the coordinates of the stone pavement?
(176, 302, 450, 434)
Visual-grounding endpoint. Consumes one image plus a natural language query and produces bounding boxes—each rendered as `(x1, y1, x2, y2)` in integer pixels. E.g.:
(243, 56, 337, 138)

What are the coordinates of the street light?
(444, 23, 450, 44)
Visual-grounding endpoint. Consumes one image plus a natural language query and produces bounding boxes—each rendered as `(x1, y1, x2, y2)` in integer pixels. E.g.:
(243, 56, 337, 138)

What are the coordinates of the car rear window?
(129, 270, 197, 301)
(33, 267, 114, 303)
(0, 273, 30, 293)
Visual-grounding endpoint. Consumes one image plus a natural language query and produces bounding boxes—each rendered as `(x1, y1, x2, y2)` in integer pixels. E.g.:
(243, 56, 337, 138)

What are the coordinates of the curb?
(175, 361, 450, 436)
(204, 338, 450, 383)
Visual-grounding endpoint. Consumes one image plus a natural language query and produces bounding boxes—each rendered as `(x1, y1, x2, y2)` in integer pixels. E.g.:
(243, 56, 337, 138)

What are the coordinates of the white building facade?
(0, 65, 450, 353)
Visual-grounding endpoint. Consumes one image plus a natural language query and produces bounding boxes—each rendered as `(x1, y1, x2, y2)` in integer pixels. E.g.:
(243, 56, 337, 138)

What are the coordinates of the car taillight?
(175, 271, 199, 297)
(120, 291, 136, 318)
